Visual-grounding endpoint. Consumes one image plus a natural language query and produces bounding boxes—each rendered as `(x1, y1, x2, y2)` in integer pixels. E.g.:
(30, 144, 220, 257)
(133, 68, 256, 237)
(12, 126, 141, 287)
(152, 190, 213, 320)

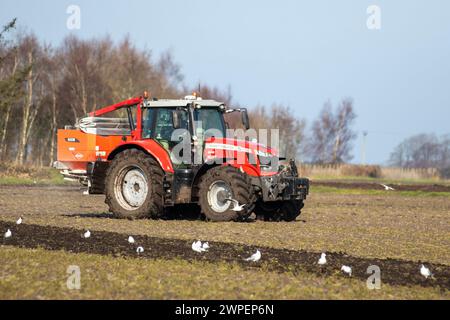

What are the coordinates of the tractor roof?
(88, 94, 225, 117)
(143, 98, 225, 108)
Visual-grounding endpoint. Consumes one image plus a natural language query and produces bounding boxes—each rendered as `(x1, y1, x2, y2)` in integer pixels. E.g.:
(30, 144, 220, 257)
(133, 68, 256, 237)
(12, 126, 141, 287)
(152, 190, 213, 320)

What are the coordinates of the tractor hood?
(204, 137, 279, 158)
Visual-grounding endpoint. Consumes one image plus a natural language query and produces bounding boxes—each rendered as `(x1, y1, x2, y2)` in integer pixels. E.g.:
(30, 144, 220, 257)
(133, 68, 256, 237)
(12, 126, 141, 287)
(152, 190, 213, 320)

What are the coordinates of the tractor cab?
(140, 95, 230, 153)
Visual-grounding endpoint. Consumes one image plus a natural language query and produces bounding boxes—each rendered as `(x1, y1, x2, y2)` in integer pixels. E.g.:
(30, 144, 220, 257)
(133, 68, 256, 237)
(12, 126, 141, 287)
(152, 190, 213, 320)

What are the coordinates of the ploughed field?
(0, 183, 449, 299)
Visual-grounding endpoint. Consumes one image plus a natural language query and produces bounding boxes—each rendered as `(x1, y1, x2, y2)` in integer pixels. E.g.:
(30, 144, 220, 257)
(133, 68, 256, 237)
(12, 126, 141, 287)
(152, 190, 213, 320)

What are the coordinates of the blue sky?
(1, 0, 449, 164)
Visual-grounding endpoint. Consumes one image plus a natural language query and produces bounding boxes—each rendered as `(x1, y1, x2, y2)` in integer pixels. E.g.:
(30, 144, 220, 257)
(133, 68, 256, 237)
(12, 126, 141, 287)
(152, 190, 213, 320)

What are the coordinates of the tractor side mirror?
(172, 110, 181, 129)
(241, 108, 250, 130)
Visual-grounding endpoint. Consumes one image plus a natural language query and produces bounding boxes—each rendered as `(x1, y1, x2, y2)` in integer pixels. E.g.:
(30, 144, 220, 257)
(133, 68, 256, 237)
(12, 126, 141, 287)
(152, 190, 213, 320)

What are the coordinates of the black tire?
(255, 200, 304, 222)
(254, 201, 280, 221)
(281, 200, 304, 222)
(198, 166, 256, 221)
(105, 149, 164, 219)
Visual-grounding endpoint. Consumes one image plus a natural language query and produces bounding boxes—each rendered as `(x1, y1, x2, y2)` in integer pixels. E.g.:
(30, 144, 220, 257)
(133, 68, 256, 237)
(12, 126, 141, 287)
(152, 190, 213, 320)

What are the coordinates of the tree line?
(0, 19, 358, 166)
(389, 133, 450, 176)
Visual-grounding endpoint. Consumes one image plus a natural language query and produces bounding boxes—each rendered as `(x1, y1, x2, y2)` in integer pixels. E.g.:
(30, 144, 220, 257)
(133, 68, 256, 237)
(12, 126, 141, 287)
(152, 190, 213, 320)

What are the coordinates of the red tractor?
(55, 92, 309, 221)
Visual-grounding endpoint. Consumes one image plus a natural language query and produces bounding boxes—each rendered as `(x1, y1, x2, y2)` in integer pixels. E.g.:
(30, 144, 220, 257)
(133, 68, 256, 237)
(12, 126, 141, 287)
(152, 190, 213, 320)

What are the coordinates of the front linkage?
(252, 159, 309, 221)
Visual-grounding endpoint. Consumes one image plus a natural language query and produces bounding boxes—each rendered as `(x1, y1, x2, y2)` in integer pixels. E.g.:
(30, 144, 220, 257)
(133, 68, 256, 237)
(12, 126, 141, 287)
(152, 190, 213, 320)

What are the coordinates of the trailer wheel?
(255, 200, 304, 222)
(105, 149, 164, 219)
(198, 166, 255, 221)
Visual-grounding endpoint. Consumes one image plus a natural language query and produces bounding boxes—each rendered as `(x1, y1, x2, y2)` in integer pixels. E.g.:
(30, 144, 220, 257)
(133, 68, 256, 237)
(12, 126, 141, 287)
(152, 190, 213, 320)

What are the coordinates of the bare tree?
(308, 98, 357, 163)
(332, 98, 357, 163)
(156, 50, 183, 97)
(440, 134, 450, 168)
(389, 133, 450, 168)
(58, 35, 114, 119)
(0, 52, 20, 159)
(308, 101, 333, 163)
(248, 104, 306, 160)
(269, 104, 306, 160)
(15, 33, 43, 165)
(0, 19, 29, 160)
(40, 44, 62, 165)
(109, 36, 153, 100)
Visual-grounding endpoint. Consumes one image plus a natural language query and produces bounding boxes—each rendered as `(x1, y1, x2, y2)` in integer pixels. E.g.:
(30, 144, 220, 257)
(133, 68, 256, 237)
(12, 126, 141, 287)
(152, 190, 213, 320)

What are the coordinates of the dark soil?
(1, 221, 448, 290)
(312, 181, 450, 192)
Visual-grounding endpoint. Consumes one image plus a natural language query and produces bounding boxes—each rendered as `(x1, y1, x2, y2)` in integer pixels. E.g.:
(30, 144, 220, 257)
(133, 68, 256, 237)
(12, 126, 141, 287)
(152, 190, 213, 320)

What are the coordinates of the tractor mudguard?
(108, 140, 174, 173)
(224, 161, 260, 177)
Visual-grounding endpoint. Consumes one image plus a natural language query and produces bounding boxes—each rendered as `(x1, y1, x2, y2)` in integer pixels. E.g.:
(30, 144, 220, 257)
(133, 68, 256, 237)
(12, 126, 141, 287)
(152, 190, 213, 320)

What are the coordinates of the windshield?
(193, 108, 226, 139)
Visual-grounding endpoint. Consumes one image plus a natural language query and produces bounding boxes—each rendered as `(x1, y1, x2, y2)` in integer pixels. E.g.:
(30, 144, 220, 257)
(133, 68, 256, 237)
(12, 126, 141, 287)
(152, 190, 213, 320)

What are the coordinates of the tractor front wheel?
(105, 149, 164, 219)
(198, 166, 255, 221)
(280, 200, 304, 222)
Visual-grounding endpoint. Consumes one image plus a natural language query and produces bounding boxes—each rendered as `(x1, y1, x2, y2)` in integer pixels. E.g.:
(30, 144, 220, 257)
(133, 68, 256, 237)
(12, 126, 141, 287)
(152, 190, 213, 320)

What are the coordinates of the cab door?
(143, 108, 190, 168)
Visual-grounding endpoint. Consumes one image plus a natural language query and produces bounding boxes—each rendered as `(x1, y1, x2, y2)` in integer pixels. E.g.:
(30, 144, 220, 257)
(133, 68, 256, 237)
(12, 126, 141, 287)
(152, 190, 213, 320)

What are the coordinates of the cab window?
(194, 108, 225, 138)
(142, 108, 155, 139)
(143, 108, 188, 150)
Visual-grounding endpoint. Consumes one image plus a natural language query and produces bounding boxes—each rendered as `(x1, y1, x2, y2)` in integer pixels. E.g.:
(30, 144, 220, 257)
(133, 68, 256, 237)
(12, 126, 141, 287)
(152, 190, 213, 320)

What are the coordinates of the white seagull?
(16, 217, 23, 225)
(128, 236, 135, 244)
(82, 230, 91, 238)
(341, 265, 352, 276)
(380, 184, 395, 191)
(318, 253, 327, 265)
(225, 198, 246, 212)
(245, 249, 261, 262)
(4, 229, 12, 238)
(136, 246, 144, 254)
(420, 264, 432, 279)
(202, 242, 210, 250)
(192, 240, 207, 253)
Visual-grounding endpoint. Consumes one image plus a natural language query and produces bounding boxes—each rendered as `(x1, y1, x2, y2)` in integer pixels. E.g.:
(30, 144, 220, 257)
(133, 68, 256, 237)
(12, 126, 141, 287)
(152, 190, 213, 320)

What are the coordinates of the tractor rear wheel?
(105, 149, 164, 219)
(255, 200, 304, 222)
(198, 166, 255, 221)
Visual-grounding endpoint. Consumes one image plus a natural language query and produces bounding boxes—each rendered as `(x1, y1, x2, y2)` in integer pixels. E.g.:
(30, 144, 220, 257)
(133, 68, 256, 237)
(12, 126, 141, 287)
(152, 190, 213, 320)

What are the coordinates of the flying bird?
(192, 240, 207, 253)
(4, 229, 12, 238)
(128, 236, 135, 244)
(380, 184, 395, 191)
(225, 198, 246, 212)
(318, 253, 327, 265)
(341, 265, 352, 276)
(136, 246, 144, 254)
(420, 264, 432, 279)
(16, 217, 23, 225)
(202, 242, 210, 250)
(245, 249, 261, 262)
(82, 230, 91, 238)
